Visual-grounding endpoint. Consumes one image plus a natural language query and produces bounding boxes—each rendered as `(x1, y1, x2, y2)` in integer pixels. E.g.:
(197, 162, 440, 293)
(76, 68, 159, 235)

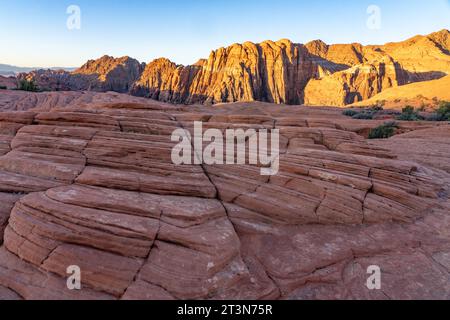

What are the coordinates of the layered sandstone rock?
(131, 39, 344, 105)
(0, 90, 175, 112)
(0, 93, 449, 300)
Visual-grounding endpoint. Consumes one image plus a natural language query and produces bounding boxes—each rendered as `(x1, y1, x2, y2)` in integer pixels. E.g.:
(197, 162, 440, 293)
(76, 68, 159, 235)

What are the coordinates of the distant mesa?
(10, 29, 450, 107)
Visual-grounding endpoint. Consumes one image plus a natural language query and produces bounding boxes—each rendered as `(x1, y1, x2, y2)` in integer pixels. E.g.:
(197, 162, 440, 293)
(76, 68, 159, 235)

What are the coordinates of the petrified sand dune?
(0, 91, 449, 299)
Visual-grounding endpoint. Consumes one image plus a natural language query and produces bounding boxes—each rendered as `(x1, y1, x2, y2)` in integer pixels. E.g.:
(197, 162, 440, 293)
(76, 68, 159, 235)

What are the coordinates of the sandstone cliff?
(131, 39, 345, 105)
(15, 29, 450, 106)
(73, 55, 145, 92)
(132, 30, 450, 106)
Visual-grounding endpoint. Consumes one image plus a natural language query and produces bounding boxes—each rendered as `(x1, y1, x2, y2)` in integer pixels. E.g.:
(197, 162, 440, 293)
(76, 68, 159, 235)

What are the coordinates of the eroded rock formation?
(0, 91, 449, 299)
(18, 56, 145, 93)
(133, 30, 450, 106)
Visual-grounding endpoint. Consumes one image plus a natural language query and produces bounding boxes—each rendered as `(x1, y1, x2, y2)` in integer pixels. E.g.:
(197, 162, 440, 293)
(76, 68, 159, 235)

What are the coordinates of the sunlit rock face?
(16, 30, 450, 107)
(133, 30, 450, 106)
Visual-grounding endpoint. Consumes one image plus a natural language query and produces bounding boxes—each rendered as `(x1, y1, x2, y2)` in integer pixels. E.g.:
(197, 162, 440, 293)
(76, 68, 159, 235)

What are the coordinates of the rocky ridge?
(14, 30, 450, 107)
(18, 56, 145, 93)
(132, 29, 450, 105)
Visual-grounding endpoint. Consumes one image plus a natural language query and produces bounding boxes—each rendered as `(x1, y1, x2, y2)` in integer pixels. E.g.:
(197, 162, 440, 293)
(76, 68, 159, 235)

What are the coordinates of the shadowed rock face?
(73, 55, 145, 92)
(0, 91, 449, 300)
(18, 56, 145, 93)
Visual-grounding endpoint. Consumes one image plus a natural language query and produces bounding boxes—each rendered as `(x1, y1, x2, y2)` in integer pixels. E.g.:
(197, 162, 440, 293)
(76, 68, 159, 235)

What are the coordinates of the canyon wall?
(133, 29, 450, 105)
(16, 30, 450, 106)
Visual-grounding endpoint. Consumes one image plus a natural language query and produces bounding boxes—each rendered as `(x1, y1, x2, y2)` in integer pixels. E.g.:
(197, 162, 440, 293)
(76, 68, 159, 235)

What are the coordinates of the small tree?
(436, 101, 450, 121)
(368, 122, 398, 139)
(18, 79, 39, 92)
(397, 106, 424, 121)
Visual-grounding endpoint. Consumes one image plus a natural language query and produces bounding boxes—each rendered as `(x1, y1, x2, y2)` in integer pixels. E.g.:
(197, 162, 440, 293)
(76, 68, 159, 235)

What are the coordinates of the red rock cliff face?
(132, 40, 345, 105)
(16, 29, 450, 106)
(132, 30, 450, 106)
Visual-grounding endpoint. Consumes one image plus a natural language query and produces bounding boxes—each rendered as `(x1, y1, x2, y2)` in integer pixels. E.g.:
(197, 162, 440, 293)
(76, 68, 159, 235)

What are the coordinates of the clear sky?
(1, 0, 450, 67)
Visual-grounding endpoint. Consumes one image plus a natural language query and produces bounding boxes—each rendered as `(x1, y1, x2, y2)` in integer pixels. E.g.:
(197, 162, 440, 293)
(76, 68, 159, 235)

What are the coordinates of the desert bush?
(18, 79, 39, 92)
(396, 106, 424, 121)
(352, 112, 374, 120)
(436, 101, 450, 121)
(342, 109, 359, 117)
(426, 113, 442, 122)
(368, 122, 398, 139)
(426, 101, 450, 121)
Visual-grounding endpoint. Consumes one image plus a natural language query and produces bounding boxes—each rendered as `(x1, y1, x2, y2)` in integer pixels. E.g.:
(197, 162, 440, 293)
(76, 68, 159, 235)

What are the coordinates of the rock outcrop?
(0, 76, 16, 90)
(73, 55, 145, 92)
(18, 56, 145, 93)
(0, 91, 449, 300)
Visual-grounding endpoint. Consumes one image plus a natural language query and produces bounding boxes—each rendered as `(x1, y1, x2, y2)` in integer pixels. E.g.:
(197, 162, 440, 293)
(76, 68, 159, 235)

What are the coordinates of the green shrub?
(426, 113, 442, 122)
(426, 101, 450, 121)
(396, 106, 424, 121)
(18, 79, 39, 92)
(368, 122, 398, 139)
(436, 101, 450, 121)
(352, 112, 374, 120)
(342, 109, 359, 117)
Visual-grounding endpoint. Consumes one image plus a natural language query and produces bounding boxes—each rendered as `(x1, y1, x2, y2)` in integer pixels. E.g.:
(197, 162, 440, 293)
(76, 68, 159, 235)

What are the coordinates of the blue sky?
(1, 0, 450, 67)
